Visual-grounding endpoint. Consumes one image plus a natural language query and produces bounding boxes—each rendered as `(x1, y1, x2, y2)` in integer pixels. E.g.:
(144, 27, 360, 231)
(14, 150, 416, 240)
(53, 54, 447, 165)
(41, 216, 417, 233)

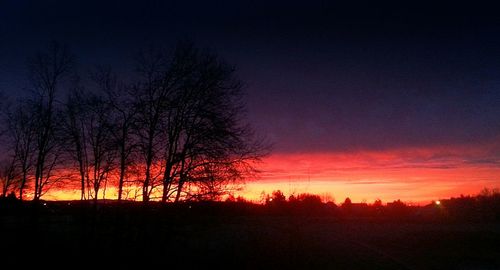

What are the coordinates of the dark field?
(1, 202, 500, 269)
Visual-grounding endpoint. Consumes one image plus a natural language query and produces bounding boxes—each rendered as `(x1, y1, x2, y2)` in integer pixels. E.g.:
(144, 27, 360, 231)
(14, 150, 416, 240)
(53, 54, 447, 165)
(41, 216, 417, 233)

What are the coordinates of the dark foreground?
(1, 201, 500, 269)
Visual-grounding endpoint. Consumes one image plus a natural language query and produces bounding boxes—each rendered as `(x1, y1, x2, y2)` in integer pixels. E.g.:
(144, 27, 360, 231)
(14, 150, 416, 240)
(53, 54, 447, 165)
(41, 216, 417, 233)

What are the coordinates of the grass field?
(1, 202, 499, 269)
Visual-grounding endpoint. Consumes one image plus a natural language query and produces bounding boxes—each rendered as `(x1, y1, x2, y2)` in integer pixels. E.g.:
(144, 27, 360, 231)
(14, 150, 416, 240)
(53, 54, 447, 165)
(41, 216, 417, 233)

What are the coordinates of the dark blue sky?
(1, 1, 500, 153)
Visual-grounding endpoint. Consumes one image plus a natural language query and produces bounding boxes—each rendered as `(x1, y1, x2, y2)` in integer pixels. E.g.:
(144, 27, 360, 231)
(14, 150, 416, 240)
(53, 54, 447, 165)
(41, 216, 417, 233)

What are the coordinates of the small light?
(43, 203, 47, 206)
(435, 200, 441, 205)
(269, 198, 273, 202)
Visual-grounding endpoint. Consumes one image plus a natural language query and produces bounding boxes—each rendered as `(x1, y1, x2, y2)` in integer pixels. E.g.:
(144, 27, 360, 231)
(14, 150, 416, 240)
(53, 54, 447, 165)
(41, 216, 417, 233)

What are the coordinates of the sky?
(1, 1, 500, 203)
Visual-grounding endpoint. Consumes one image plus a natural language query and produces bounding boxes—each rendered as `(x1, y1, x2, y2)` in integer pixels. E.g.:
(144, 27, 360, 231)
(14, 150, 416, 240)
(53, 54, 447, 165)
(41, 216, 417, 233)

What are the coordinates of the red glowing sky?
(42, 143, 500, 204)
(235, 143, 500, 204)
(4, 1, 500, 204)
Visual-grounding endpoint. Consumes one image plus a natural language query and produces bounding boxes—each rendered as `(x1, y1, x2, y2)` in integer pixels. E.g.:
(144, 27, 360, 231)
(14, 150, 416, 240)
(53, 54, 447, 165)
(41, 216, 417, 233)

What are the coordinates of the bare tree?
(165, 44, 266, 202)
(94, 67, 137, 201)
(61, 88, 87, 200)
(133, 42, 267, 203)
(0, 41, 265, 203)
(62, 88, 117, 201)
(0, 157, 18, 198)
(28, 41, 74, 201)
(132, 46, 180, 202)
(84, 94, 117, 201)
(5, 102, 36, 200)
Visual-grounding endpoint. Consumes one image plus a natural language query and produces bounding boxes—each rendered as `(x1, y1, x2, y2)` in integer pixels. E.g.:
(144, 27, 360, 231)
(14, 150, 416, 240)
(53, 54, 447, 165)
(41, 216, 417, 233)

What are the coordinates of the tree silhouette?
(342, 197, 352, 210)
(132, 42, 266, 202)
(28, 41, 74, 200)
(269, 190, 286, 203)
(4, 102, 36, 200)
(132, 46, 172, 202)
(373, 199, 383, 208)
(0, 157, 18, 198)
(0, 40, 266, 202)
(61, 88, 87, 200)
(96, 67, 137, 201)
(62, 88, 116, 201)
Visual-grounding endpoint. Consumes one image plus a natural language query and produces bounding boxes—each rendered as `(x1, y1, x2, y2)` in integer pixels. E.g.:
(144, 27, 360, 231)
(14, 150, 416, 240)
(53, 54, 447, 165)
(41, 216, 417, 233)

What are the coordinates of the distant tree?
(268, 190, 286, 204)
(388, 199, 406, 207)
(287, 193, 324, 215)
(297, 193, 322, 205)
(320, 192, 334, 203)
(386, 199, 407, 211)
(259, 191, 267, 205)
(479, 187, 500, 197)
(343, 197, 352, 205)
(235, 196, 247, 203)
(225, 194, 236, 202)
(28, 41, 74, 200)
(342, 197, 352, 207)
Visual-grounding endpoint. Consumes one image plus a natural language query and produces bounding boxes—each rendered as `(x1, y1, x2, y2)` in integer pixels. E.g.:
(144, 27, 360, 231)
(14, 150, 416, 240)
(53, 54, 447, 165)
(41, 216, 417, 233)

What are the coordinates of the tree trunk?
(161, 176, 172, 203)
(161, 180, 168, 202)
(19, 171, 27, 201)
(174, 180, 184, 203)
(117, 141, 126, 201)
(78, 155, 85, 200)
(118, 165, 125, 201)
(34, 159, 42, 201)
(143, 134, 154, 202)
(94, 174, 99, 201)
(143, 161, 151, 202)
(80, 174, 85, 200)
(161, 162, 173, 203)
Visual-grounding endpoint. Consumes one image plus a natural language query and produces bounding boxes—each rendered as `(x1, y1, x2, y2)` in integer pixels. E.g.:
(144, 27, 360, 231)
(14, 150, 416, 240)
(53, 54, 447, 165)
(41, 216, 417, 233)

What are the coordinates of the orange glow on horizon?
(41, 144, 500, 205)
(235, 145, 500, 205)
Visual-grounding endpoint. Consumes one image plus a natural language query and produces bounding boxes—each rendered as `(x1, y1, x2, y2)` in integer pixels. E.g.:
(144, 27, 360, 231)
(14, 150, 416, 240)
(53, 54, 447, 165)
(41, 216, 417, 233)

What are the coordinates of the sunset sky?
(1, 1, 500, 203)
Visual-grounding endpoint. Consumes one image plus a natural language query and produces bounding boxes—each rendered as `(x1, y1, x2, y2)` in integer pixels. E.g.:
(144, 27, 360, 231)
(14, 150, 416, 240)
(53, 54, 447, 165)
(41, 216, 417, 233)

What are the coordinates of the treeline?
(247, 189, 500, 221)
(1, 189, 499, 222)
(0, 41, 266, 202)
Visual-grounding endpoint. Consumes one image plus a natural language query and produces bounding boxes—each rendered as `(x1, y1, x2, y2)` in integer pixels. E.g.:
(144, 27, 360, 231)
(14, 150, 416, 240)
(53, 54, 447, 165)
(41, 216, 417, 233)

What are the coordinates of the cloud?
(255, 143, 500, 183)
(242, 144, 500, 203)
